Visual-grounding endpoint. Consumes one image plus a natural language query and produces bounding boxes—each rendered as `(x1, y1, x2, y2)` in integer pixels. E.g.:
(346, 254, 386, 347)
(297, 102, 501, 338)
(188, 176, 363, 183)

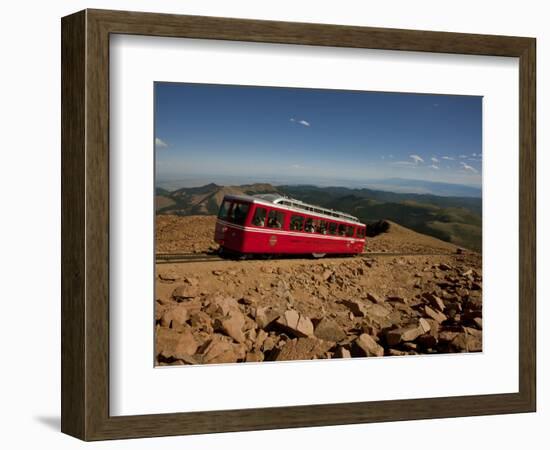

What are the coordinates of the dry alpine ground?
(155, 215, 482, 365)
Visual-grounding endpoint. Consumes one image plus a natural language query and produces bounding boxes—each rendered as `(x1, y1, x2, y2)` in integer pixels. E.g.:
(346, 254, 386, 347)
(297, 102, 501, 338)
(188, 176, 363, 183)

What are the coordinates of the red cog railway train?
(214, 194, 366, 257)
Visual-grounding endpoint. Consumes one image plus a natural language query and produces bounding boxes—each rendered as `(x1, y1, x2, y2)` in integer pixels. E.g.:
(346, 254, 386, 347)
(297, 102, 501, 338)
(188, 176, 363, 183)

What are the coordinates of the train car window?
(338, 224, 346, 236)
(357, 227, 365, 238)
(228, 202, 250, 225)
(345, 225, 354, 237)
(218, 200, 231, 219)
(328, 222, 337, 235)
(252, 207, 267, 227)
(267, 210, 285, 228)
(317, 220, 327, 234)
(304, 218, 316, 233)
(290, 215, 304, 231)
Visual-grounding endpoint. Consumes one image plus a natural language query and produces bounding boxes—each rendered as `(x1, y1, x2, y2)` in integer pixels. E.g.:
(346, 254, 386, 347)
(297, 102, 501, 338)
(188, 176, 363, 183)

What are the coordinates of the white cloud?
(391, 161, 416, 167)
(431, 157, 439, 163)
(459, 154, 468, 159)
(409, 154, 424, 164)
(388, 154, 394, 159)
(441, 156, 454, 161)
(428, 164, 439, 170)
(290, 164, 304, 169)
(460, 162, 478, 173)
(472, 153, 477, 157)
(155, 137, 168, 148)
(290, 117, 311, 127)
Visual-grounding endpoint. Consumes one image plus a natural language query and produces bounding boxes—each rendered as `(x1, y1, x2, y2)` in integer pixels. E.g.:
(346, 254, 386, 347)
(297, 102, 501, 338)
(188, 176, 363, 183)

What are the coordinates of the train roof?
(222, 193, 363, 225)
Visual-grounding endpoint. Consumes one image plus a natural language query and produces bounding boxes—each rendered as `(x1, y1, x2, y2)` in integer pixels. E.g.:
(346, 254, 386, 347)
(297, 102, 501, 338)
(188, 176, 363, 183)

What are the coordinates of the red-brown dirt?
(155, 215, 482, 365)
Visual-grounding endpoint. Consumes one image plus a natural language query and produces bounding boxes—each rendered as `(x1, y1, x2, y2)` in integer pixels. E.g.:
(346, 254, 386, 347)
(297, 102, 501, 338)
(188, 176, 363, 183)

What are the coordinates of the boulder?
(450, 333, 482, 352)
(157, 326, 198, 358)
(189, 310, 213, 334)
(261, 335, 279, 352)
(214, 311, 246, 343)
(275, 310, 314, 338)
(366, 293, 384, 304)
(245, 351, 264, 363)
(463, 326, 483, 339)
(209, 296, 241, 316)
(423, 305, 447, 324)
(273, 338, 333, 361)
(334, 346, 352, 358)
(438, 330, 461, 343)
(200, 336, 246, 364)
(341, 299, 369, 317)
(366, 304, 391, 318)
(158, 270, 180, 282)
(160, 304, 189, 328)
(356, 333, 384, 357)
(385, 326, 423, 346)
(172, 284, 199, 301)
(314, 318, 346, 342)
(255, 306, 281, 329)
(423, 292, 446, 312)
(418, 318, 431, 334)
(387, 295, 407, 304)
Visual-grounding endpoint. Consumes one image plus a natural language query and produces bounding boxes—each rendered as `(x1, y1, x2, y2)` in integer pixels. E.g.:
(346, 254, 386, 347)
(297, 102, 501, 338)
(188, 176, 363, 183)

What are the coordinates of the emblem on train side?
(269, 235, 277, 247)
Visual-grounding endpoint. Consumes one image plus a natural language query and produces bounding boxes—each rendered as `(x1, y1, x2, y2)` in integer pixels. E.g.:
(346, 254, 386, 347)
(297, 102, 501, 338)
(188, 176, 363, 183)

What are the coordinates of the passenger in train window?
(267, 210, 284, 228)
(328, 222, 337, 235)
(338, 224, 346, 236)
(290, 215, 304, 231)
(345, 225, 354, 237)
(318, 220, 327, 234)
(304, 218, 315, 233)
(253, 207, 267, 226)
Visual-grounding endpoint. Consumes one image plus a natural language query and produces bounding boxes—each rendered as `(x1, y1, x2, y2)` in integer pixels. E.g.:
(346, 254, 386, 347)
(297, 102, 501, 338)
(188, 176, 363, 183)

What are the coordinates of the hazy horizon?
(155, 175, 482, 198)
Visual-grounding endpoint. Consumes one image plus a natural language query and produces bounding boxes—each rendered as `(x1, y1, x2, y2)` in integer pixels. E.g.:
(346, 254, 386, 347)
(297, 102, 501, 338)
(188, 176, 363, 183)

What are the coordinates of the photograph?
(154, 82, 483, 366)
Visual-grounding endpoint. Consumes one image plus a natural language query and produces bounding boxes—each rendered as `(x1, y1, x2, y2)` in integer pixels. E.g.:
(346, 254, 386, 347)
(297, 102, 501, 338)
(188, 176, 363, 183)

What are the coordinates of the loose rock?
(356, 333, 384, 357)
(275, 310, 315, 338)
(273, 337, 333, 361)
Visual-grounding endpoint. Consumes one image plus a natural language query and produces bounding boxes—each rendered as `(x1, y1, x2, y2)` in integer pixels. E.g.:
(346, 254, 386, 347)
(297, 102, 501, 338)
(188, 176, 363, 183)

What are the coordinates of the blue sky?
(155, 82, 482, 188)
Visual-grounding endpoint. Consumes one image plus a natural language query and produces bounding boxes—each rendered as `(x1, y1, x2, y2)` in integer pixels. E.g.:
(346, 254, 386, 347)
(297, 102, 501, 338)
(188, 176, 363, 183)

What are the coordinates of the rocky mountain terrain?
(155, 216, 482, 365)
(156, 215, 459, 255)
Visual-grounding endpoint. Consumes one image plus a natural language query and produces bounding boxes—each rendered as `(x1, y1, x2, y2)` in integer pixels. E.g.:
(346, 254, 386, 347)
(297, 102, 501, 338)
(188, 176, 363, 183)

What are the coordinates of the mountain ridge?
(155, 183, 481, 252)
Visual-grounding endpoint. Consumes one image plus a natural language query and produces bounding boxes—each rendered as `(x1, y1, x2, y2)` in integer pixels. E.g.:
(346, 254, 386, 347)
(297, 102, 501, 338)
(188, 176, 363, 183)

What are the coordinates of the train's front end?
(214, 196, 251, 254)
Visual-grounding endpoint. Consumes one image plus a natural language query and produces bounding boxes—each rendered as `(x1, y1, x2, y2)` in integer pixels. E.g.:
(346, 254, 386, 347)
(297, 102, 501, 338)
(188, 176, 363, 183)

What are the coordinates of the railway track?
(155, 251, 454, 264)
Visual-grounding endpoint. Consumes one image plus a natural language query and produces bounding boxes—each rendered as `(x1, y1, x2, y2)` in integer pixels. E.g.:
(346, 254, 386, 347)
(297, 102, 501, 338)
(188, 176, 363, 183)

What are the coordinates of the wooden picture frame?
(61, 9, 536, 441)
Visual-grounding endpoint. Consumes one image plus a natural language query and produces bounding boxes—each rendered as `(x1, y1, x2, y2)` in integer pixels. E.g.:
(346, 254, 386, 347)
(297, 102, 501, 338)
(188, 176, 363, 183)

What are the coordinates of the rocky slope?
(156, 215, 218, 254)
(155, 250, 482, 365)
(156, 215, 462, 255)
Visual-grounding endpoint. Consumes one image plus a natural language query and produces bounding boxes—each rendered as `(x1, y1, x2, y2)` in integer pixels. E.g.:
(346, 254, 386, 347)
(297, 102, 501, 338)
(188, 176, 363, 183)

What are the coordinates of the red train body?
(214, 194, 366, 257)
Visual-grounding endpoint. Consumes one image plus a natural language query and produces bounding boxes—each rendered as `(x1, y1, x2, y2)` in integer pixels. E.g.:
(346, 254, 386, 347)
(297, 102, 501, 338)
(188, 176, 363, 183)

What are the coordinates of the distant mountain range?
(156, 177, 481, 198)
(359, 178, 481, 198)
(156, 183, 482, 252)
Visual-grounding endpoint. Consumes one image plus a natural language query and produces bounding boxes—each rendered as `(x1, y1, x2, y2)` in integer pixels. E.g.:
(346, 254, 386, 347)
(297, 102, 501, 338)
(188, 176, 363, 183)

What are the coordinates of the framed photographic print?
(61, 9, 536, 441)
